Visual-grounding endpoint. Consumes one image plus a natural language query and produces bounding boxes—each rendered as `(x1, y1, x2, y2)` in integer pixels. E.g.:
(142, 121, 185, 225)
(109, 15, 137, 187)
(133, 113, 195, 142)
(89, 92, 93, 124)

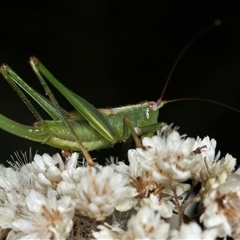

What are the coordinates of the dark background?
(0, 1, 240, 165)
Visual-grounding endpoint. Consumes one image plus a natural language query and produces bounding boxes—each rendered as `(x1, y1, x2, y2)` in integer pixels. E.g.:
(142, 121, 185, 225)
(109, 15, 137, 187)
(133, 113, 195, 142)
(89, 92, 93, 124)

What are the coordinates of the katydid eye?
(148, 101, 158, 111)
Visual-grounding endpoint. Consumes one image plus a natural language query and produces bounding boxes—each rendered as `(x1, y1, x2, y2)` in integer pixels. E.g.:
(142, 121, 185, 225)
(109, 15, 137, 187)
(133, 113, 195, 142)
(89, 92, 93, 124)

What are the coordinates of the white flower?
(169, 222, 218, 239)
(116, 154, 175, 217)
(200, 171, 240, 237)
(116, 134, 191, 218)
(57, 167, 84, 199)
(194, 136, 218, 163)
(11, 188, 75, 239)
(140, 194, 174, 218)
(32, 152, 79, 193)
(122, 206, 170, 239)
(75, 166, 128, 220)
(200, 153, 236, 200)
(191, 136, 219, 181)
(0, 165, 32, 229)
(134, 129, 201, 183)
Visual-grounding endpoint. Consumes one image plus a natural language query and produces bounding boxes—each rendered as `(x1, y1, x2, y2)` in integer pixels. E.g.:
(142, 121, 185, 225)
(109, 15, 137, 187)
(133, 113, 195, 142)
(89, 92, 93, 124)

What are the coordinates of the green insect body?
(0, 58, 164, 157)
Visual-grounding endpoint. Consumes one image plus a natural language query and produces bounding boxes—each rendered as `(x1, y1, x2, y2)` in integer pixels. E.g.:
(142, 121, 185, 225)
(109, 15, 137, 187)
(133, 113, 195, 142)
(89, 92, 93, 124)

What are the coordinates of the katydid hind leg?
(29, 57, 95, 166)
(0, 65, 65, 121)
(0, 65, 42, 121)
(29, 57, 115, 142)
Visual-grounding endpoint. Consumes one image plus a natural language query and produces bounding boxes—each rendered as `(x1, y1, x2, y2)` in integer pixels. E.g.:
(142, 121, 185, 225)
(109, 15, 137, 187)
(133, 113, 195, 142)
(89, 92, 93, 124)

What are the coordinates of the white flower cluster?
(0, 126, 239, 239)
(0, 152, 128, 239)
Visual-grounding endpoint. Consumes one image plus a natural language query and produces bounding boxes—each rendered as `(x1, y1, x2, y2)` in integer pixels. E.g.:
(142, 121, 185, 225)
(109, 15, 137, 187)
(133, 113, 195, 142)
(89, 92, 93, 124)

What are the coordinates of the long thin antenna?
(164, 97, 240, 114)
(157, 20, 221, 105)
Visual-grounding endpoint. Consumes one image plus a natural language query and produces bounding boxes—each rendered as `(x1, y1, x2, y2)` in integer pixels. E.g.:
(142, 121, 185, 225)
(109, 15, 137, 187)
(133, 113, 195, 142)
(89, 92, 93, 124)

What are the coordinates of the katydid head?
(143, 101, 164, 126)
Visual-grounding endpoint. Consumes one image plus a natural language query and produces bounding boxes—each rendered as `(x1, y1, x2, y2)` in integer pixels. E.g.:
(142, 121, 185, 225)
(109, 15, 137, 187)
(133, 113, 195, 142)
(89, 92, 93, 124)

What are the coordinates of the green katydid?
(0, 57, 166, 165)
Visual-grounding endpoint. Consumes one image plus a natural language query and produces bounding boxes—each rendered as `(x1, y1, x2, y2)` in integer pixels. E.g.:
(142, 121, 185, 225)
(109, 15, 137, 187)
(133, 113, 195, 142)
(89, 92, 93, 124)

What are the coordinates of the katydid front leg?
(123, 116, 142, 148)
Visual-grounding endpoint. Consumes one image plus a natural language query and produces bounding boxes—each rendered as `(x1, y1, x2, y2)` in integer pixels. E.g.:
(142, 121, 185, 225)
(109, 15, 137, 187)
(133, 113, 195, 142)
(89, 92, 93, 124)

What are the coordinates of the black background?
(0, 1, 240, 165)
